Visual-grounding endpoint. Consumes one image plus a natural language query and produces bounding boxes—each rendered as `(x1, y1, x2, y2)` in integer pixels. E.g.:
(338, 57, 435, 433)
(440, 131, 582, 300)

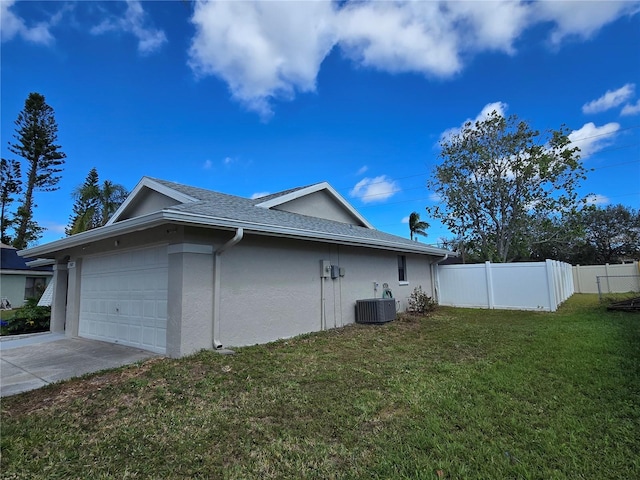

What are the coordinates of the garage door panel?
(79, 246, 168, 354)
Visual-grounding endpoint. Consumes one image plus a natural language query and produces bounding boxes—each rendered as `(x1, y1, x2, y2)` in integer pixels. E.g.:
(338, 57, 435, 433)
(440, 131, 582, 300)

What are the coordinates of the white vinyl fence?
(573, 262, 640, 294)
(436, 260, 574, 312)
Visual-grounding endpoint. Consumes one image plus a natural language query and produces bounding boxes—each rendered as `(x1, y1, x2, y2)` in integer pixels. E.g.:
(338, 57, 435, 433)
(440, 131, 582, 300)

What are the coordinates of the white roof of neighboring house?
(20, 177, 456, 259)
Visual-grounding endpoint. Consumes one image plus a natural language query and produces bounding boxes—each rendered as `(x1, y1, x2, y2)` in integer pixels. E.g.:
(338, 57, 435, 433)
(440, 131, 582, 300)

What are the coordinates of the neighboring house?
(19, 177, 455, 357)
(1, 243, 53, 309)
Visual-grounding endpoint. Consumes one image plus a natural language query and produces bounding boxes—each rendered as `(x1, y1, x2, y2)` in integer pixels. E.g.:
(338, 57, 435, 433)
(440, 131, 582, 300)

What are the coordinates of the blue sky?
(2, 0, 639, 246)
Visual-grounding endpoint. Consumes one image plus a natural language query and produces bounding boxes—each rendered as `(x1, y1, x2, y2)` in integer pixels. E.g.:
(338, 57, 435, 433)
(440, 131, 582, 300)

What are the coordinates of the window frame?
(397, 255, 408, 284)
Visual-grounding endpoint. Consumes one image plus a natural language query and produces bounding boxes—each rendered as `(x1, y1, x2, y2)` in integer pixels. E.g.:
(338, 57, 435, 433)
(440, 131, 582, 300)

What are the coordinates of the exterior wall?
(44, 223, 440, 356)
(119, 189, 181, 221)
(0, 271, 52, 308)
(218, 235, 436, 348)
(573, 262, 640, 294)
(274, 191, 362, 225)
(167, 244, 214, 358)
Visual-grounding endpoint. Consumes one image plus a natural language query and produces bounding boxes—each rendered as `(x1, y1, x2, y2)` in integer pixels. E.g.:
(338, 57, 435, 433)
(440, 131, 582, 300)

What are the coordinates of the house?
(18, 177, 455, 357)
(1, 243, 53, 309)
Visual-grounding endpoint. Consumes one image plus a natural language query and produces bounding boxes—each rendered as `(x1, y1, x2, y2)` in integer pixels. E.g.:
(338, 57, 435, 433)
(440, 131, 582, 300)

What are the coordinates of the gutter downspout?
(431, 254, 449, 304)
(213, 228, 244, 349)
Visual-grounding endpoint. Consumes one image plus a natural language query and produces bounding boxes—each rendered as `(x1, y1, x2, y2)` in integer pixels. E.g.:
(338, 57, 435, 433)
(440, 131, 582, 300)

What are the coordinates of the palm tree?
(409, 211, 429, 241)
(98, 180, 128, 225)
(67, 169, 128, 235)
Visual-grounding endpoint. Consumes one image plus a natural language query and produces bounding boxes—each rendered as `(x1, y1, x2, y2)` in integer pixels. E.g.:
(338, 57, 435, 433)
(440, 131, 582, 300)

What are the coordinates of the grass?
(1, 294, 639, 479)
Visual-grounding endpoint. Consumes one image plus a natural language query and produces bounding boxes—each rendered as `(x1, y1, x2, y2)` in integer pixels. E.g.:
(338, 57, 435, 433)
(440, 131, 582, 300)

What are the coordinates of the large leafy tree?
(428, 111, 587, 263)
(579, 204, 640, 264)
(7, 92, 66, 249)
(408, 211, 429, 241)
(0, 158, 22, 244)
(66, 168, 128, 235)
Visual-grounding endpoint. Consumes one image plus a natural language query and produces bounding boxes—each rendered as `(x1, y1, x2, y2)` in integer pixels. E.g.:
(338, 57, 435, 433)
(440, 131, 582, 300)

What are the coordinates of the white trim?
(399, 281, 409, 286)
(0, 269, 53, 276)
(25, 258, 55, 268)
(167, 243, 214, 255)
(106, 177, 198, 226)
(255, 182, 375, 229)
(20, 209, 456, 259)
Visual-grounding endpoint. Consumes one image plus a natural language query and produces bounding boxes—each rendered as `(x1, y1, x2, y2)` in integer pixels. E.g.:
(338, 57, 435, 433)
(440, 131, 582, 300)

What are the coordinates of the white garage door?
(79, 245, 168, 354)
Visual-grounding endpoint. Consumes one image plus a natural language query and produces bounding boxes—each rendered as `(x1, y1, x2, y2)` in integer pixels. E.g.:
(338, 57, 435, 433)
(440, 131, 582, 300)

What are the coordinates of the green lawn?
(2, 294, 639, 479)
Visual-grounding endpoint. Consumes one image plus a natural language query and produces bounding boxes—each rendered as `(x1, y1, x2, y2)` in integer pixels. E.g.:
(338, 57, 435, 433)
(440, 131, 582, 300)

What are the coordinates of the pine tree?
(8, 92, 66, 249)
(0, 158, 22, 244)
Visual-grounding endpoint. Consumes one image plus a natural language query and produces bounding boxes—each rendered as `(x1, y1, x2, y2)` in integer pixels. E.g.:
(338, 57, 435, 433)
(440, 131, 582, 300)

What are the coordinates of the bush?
(2, 299, 51, 335)
(407, 285, 436, 315)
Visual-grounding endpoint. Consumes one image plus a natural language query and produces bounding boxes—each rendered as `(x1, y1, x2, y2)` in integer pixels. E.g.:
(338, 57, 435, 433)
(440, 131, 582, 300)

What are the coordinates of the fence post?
(574, 264, 582, 293)
(605, 263, 611, 293)
(545, 259, 557, 311)
(485, 261, 494, 309)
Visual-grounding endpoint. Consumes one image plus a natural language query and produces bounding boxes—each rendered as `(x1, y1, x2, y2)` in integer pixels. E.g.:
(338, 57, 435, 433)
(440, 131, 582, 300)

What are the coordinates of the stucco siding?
(219, 237, 326, 347)
(218, 236, 436, 348)
(119, 189, 181, 221)
(273, 191, 362, 225)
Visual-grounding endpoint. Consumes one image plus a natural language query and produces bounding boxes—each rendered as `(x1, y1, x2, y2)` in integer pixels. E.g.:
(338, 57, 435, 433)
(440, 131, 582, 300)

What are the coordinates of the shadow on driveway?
(0, 333, 158, 397)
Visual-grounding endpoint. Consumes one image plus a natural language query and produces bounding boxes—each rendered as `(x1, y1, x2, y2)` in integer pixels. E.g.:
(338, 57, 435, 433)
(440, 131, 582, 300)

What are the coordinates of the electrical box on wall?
(320, 260, 330, 278)
(339, 267, 345, 277)
(330, 265, 339, 279)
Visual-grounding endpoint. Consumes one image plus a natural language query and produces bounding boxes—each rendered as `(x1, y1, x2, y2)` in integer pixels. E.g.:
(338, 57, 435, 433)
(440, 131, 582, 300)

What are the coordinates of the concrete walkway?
(0, 332, 158, 397)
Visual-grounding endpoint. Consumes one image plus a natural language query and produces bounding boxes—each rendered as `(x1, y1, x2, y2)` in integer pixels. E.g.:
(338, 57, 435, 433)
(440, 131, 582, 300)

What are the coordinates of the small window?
(398, 255, 407, 282)
(25, 277, 47, 300)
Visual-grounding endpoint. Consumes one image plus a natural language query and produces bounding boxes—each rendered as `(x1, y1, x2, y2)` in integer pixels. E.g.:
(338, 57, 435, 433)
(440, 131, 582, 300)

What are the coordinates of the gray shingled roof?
(149, 178, 451, 255)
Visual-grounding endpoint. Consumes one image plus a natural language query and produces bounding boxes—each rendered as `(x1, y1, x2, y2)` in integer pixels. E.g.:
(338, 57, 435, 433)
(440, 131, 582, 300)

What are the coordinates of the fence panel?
(573, 262, 639, 293)
(436, 260, 574, 312)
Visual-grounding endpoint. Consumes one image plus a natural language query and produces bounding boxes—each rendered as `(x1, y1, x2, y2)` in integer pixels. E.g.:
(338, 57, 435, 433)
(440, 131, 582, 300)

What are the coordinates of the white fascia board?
(25, 258, 55, 267)
(19, 211, 167, 258)
(20, 208, 455, 259)
(0, 269, 53, 276)
(161, 210, 454, 257)
(105, 177, 198, 226)
(255, 182, 375, 230)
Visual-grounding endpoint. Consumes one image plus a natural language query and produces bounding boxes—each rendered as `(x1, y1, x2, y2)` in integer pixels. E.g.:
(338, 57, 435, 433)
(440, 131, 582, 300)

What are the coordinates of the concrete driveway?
(0, 332, 158, 397)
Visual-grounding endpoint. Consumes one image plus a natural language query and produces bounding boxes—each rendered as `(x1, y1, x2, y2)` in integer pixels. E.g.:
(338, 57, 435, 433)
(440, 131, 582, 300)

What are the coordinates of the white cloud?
(251, 192, 270, 200)
(203, 159, 213, 170)
(45, 222, 67, 234)
(568, 122, 620, 158)
(1, 0, 57, 45)
(350, 176, 399, 203)
(91, 0, 166, 55)
(223, 156, 235, 166)
(356, 165, 368, 175)
(621, 100, 640, 116)
(582, 84, 635, 114)
(401, 216, 410, 224)
(187, 1, 637, 117)
(586, 194, 610, 206)
(533, 1, 640, 44)
(440, 101, 508, 142)
(189, 0, 337, 119)
(429, 192, 443, 203)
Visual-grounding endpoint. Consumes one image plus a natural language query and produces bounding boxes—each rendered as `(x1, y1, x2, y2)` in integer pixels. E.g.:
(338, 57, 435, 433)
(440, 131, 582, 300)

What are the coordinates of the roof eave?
(19, 211, 167, 258)
(19, 209, 456, 259)
(162, 210, 454, 256)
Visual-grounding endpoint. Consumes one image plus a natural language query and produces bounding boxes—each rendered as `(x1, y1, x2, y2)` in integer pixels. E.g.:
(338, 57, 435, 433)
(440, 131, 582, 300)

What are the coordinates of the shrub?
(407, 285, 436, 315)
(3, 299, 51, 335)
